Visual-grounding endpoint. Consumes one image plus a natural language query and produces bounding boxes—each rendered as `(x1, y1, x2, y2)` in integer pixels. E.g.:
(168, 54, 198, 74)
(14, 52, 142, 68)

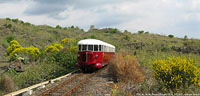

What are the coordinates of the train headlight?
(95, 54, 98, 58)
(78, 54, 80, 57)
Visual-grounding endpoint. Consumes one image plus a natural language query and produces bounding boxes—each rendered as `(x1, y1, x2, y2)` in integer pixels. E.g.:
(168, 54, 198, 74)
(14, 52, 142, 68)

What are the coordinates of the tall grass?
(0, 75, 17, 92)
(108, 51, 144, 83)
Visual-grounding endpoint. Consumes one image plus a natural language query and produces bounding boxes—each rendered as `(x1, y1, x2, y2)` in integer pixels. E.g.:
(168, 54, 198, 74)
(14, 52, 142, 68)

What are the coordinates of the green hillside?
(0, 18, 84, 60)
(1, 18, 200, 95)
(1, 18, 200, 56)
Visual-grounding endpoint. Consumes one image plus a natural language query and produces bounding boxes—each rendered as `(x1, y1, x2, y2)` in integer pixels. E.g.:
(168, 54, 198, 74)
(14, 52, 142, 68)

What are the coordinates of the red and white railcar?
(76, 39, 115, 70)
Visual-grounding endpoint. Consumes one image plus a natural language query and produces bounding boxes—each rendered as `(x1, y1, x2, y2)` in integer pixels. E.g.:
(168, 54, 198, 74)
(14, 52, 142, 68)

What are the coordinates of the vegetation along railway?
(5, 39, 115, 96)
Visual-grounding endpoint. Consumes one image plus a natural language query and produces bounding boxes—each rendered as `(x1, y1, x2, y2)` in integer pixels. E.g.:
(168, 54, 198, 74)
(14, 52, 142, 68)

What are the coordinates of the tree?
(6, 17, 11, 21)
(184, 35, 188, 40)
(145, 32, 149, 34)
(168, 34, 174, 38)
(124, 30, 128, 33)
(138, 30, 144, 34)
(111, 28, 118, 33)
(12, 19, 19, 23)
(71, 25, 74, 29)
(56, 25, 62, 29)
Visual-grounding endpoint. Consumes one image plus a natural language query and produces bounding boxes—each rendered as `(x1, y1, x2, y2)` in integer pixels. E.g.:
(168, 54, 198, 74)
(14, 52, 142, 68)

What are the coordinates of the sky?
(0, 0, 200, 38)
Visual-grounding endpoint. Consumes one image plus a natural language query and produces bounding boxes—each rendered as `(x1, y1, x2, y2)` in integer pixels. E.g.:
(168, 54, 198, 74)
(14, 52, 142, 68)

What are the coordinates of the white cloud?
(0, 2, 27, 18)
(0, 0, 200, 38)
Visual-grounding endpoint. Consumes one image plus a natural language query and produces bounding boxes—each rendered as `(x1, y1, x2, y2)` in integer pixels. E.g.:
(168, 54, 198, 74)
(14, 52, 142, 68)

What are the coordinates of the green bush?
(14, 65, 42, 88)
(145, 32, 149, 34)
(20, 21, 24, 24)
(90, 35, 96, 39)
(124, 35, 130, 41)
(24, 22, 31, 26)
(6, 36, 14, 43)
(152, 57, 200, 93)
(124, 30, 128, 33)
(56, 25, 62, 29)
(83, 37, 88, 39)
(71, 25, 74, 29)
(45, 43, 63, 53)
(161, 46, 170, 52)
(138, 30, 144, 34)
(6, 18, 11, 21)
(63, 27, 67, 30)
(12, 19, 19, 23)
(168, 34, 174, 38)
(53, 48, 77, 69)
(43, 47, 78, 77)
(111, 28, 118, 33)
(7, 24, 12, 28)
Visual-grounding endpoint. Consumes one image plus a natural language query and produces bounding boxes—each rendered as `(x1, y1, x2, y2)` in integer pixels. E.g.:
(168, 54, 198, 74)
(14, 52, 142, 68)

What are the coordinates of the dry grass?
(0, 75, 17, 92)
(108, 51, 144, 83)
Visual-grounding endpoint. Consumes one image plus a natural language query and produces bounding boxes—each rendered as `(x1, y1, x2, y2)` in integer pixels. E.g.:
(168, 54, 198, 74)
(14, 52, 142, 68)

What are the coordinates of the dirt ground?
(71, 68, 114, 96)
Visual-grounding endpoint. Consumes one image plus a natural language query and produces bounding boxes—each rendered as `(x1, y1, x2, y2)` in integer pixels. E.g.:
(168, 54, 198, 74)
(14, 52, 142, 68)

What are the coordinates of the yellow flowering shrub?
(6, 40, 22, 56)
(152, 57, 200, 92)
(45, 43, 63, 53)
(6, 40, 41, 61)
(194, 69, 200, 86)
(24, 46, 41, 58)
(61, 38, 75, 44)
(45, 45, 59, 53)
(9, 46, 41, 59)
(52, 43, 64, 49)
(10, 40, 19, 45)
(7, 44, 22, 56)
(9, 47, 25, 57)
(69, 45, 77, 53)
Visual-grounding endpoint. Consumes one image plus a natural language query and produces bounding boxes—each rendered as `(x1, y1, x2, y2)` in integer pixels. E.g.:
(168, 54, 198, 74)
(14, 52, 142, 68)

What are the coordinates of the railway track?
(39, 66, 107, 96)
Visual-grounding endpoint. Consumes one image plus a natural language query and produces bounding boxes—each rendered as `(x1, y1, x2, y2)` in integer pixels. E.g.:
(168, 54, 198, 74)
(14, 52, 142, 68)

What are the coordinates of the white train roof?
(78, 39, 115, 48)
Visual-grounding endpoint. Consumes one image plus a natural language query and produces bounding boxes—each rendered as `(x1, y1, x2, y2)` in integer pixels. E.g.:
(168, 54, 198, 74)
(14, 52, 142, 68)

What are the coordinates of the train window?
(94, 45, 98, 51)
(99, 45, 102, 51)
(82, 45, 87, 51)
(79, 45, 81, 51)
(88, 45, 93, 51)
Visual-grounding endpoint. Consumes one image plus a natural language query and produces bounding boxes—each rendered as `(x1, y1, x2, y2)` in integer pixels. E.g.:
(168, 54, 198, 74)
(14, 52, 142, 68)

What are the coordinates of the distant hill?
(0, 18, 200, 60)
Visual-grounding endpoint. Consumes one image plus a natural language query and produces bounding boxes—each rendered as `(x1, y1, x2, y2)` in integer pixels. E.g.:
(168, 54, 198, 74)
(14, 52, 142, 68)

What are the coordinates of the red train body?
(76, 39, 115, 70)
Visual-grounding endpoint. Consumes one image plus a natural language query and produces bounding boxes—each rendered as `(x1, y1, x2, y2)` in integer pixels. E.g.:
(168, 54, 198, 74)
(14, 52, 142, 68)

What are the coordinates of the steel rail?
(39, 66, 107, 96)
(39, 73, 84, 96)
(63, 66, 107, 96)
